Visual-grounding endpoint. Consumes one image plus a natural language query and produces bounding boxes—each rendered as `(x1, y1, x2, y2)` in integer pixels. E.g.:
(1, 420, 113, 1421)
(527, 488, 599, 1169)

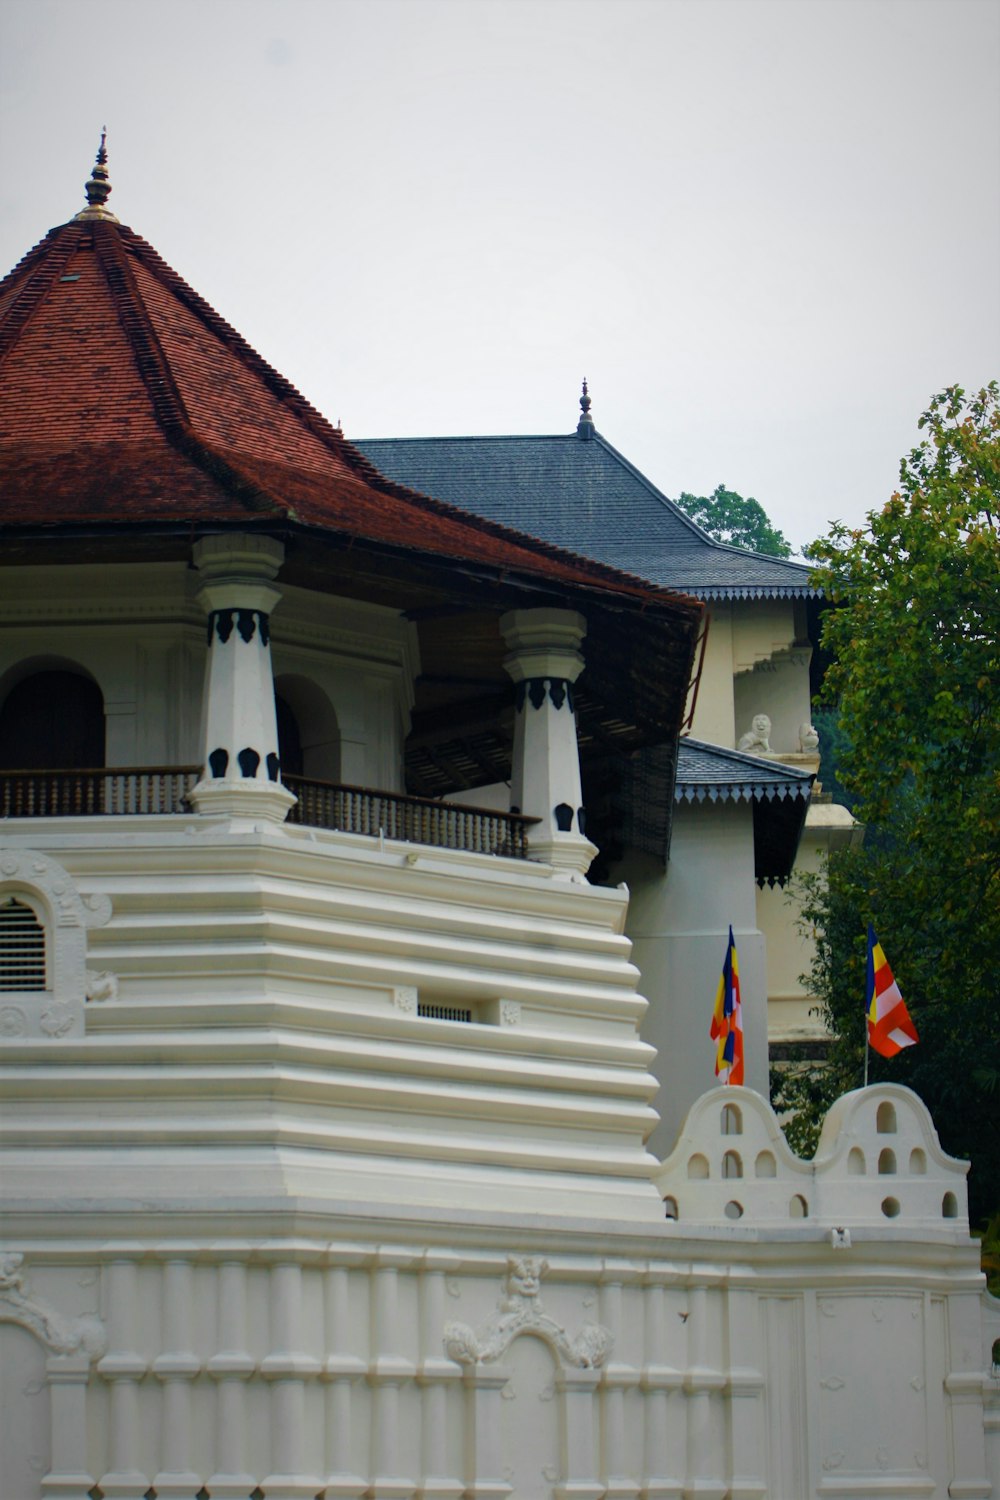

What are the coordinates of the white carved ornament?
(0, 1253, 107, 1359)
(443, 1256, 613, 1369)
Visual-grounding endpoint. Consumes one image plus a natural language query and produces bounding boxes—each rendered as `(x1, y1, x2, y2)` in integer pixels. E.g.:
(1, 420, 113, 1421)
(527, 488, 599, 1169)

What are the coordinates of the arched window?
(876, 1101, 897, 1134)
(274, 676, 340, 782)
(0, 896, 46, 991)
(720, 1103, 743, 1136)
(0, 668, 104, 770)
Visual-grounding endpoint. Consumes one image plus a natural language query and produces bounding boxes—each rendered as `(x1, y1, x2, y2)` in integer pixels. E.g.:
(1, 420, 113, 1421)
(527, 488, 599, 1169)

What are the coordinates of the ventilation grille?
(0, 898, 46, 991)
(418, 1002, 474, 1024)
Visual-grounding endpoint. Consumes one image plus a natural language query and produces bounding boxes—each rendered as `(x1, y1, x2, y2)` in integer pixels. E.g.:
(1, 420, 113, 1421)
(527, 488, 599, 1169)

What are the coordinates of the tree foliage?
(676, 483, 793, 557)
(788, 384, 1000, 1223)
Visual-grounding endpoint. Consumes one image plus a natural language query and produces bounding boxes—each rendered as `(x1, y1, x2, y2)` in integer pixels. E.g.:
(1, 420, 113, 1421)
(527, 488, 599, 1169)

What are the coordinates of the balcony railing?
(0, 766, 200, 818)
(0, 768, 537, 860)
(284, 775, 537, 859)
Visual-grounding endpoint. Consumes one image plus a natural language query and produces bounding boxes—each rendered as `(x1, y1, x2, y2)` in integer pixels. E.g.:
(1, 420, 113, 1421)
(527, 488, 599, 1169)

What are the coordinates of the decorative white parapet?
(188, 532, 297, 822)
(654, 1082, 971, 1232)
(500, 608, 598, 878)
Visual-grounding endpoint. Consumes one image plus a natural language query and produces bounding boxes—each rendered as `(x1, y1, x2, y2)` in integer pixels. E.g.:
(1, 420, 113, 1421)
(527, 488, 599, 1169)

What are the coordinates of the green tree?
(676, 483, 793, 557)
(790, 383, 1000, 1225)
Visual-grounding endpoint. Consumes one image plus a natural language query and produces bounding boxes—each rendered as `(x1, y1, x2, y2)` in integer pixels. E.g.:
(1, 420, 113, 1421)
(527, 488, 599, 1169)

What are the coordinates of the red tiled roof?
(0, 213, 693, 609)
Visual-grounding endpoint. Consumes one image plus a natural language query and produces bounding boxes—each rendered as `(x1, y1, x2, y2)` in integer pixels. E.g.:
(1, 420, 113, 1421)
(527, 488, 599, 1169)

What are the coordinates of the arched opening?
(789, 1194, 808, 1219)
(721, 1103, 743, 1136)
(909, 1148, 927, 1176)
(878, 1148, 897, 1176)
(722, 1150, 743, 1179)
(876, 1101, 897, 1134)
(847, 1146, 867, 1176)
(0, 896, 46, 991)
(274, 675, 340, 783)
(942, 1192, 958, 1219)
(663, 1195, 679, 1221)
(0, 666, 104, 770)
(687, 1153, 709, 1180)
(754, 1150, 777, 1179)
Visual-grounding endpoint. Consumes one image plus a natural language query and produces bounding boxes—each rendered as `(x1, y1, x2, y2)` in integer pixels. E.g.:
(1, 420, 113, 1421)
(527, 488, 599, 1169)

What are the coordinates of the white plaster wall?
(616, 800, 768, 1159)
(687, 602, 736, 746)
(0, 562, 204, 766)
(758, 802, 861, 1044)
(0, 1202, 990, 1500)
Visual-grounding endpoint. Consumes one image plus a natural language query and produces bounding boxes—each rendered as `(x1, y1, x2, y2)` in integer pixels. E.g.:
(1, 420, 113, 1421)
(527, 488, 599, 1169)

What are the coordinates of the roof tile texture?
(0, 216, 700, 617)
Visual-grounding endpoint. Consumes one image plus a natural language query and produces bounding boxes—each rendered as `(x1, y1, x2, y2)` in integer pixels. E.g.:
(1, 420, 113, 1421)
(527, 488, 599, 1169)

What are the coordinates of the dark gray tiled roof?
(356, 431, 819, 600)
(676, 739, 815, 804)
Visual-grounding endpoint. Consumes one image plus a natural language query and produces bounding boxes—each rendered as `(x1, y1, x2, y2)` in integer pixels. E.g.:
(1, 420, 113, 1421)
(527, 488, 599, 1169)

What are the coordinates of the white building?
(1, 150, 997, 1500)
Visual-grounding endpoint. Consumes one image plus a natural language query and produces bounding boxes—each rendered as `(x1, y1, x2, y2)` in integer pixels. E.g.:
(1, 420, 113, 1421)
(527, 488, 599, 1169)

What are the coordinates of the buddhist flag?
(866, 925, 918, 1058)
(710, 926, 744, 1085)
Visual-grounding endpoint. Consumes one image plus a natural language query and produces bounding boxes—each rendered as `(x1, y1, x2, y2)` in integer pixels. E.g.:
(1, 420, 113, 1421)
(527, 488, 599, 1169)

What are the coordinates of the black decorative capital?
(515, 677, 575, 713)
(208, 609, 271, 646)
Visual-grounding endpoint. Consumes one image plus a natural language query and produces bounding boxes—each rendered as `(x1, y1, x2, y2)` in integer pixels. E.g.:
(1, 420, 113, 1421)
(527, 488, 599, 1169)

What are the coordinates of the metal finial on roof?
(577, 377, 595, 440)
(74, 129, 120, 223)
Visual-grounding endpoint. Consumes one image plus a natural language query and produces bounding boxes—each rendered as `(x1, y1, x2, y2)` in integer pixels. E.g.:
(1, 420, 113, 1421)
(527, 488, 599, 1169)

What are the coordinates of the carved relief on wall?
(0, 849, 113, 1038)
(443, 1255, 613, 1369)
(0, 1253, 106, 1359)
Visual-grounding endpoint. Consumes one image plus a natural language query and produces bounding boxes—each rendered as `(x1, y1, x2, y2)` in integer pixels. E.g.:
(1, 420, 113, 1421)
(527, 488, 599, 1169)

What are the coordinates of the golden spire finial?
(74, 129, 120, 223)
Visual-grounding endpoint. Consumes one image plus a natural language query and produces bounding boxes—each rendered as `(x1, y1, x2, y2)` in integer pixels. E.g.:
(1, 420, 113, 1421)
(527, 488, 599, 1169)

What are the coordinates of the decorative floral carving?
(393, 987, 418, 1014)
(0, 1007, 27, 1036)
(443, 1255, 613, 1369)
(499, 1000, 521, 1027)
(39, 1005, 74, 1037)
(0, 1253, 106, 1359)
(85, 971, 119, 1003)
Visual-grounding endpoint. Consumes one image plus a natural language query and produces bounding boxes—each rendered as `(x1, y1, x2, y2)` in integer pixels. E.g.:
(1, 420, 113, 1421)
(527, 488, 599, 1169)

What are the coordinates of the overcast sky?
(2, 0, 997, 552)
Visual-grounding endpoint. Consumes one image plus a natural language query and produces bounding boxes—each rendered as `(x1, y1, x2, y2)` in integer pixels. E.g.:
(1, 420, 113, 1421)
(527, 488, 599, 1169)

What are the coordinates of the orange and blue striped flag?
(710, 926, 744, 1085)
(866, 925, 918, 1058)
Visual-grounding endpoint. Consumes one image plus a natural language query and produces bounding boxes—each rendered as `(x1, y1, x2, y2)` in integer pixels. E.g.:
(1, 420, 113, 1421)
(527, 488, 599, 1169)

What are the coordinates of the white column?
(555, 1365, 603, 1500)
(683, 1285, 727, 1500)
(206, 1261, 256, 1499)
(151, 1259, 202, 1498)
(41, 1353, 95, 1499)
(944, 1291, 992, 1500)
(500, 608, 598, 878)
(464, 1366, 512, 1500)
(369, 1250, 417, 1499)
(324, 1262, 367, 1499)
(261, 1261, 323, 1500)
(640, 1276, 684, 1499)
(189, 532, 296, 822)
(725, 1286, 767, 1500)
(96, 1258, 149, 1499)
(417, 1251, 464, 1500)
(599, 1277, 639, 1500)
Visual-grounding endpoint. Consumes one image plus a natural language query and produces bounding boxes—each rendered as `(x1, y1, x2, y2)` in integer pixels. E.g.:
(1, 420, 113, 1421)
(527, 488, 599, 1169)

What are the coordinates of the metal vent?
(0, 897, 46, 991)
(418, 1002, 474, 1024)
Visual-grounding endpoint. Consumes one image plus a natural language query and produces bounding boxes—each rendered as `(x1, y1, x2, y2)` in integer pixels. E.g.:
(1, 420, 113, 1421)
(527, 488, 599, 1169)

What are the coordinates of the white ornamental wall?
(0, 1083, 993, 1500)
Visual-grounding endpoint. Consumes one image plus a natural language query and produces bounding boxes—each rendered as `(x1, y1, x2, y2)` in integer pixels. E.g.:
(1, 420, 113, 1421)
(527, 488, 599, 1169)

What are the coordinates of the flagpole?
(863, 1024, 869, 1088)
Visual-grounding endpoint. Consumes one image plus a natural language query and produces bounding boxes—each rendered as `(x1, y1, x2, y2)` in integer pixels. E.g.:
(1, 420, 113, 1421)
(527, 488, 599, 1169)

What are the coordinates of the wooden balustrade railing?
(284, 774, 537, 858)
(0, 767, 537, 859)
(0, 767, 200, 818)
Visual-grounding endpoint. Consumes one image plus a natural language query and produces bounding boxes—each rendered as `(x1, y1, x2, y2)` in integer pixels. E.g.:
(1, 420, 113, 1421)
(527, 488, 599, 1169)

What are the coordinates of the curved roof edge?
(675, 738, 815, 806)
